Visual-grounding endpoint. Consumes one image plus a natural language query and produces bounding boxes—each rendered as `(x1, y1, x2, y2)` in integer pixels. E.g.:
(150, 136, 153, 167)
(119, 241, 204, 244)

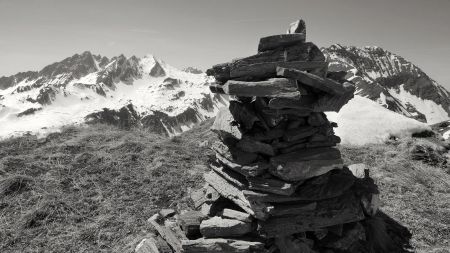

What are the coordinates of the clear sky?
(0, 0, 449, 87)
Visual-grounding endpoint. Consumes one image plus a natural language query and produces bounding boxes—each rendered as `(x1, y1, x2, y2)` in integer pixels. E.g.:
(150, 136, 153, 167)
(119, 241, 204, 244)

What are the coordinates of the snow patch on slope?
(388, 85, 449, 124)
(327, 96, 430, 145)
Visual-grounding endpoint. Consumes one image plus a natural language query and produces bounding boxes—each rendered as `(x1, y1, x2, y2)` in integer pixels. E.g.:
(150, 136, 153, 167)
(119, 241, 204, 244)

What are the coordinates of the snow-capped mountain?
(1, 45, 448, 140)
(323, 44, 450, 124)
(0, 51, 227, 137)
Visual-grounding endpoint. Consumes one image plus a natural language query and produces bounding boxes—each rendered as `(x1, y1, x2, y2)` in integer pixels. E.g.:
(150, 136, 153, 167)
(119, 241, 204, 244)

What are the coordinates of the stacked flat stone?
(139, 20, 385, 253)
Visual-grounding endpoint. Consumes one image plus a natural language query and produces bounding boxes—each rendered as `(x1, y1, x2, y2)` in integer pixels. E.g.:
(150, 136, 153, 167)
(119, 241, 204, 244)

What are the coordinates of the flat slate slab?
(258, 34, 305, 52)
(257, 192, 365, 237)
(277, 67, 347, 95)
(200, 216, 252, 238)
(230, 61, 328, 82)
(181, 238, 267, 253)
(223, 78, 301, 98)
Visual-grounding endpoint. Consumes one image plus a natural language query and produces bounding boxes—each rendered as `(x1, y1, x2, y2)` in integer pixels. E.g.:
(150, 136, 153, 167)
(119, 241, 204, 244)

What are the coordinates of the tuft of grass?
(0, 175, 33, 197)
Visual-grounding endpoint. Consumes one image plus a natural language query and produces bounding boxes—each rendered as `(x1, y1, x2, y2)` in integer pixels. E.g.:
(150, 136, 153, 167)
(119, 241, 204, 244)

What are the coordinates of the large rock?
(229, 100, 259, 131)
(257, 192, 365, 237)
(233, 42, 324, 67)
(181, 238, 267, 253)
(277, 67, 347, 95)
(230, 61, 328, 82)
(223, 78, 301, 98)
(244, 168, 356, 203)
(211, 108, 242, 142)
(258, 34, 305, 52)
(269, 148, 343, 181)
(220, 209, 253, 223)
(286, 19, 306, 34)
(236, 137, 275, 156)
(200, 216, 252, 238)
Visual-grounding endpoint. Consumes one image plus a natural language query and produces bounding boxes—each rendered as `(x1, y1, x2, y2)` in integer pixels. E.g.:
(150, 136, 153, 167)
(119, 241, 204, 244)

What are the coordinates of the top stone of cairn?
(287, 19, 306, 34)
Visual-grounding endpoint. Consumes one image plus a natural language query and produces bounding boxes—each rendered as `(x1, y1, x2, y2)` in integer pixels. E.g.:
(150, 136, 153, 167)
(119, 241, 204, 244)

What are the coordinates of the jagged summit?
(323, 44, 450, 124)
(1, 40, 449, 139)
(0, 52, 227, 138)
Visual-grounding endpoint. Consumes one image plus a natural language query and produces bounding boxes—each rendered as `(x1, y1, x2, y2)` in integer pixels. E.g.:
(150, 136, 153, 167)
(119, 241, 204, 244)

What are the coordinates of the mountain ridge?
(0, 46, 449, 138)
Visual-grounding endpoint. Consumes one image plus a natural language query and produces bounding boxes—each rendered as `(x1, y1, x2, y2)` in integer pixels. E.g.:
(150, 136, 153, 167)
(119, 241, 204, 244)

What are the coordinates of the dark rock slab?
(257, 192, 365, 237)
(215, 152, 269, 177)
(211, 107, 242, 142)
(223, 78, 301, 98)
(233, 42, 324, 67)
(243, 168, 355, 203)
(178, 211, 206, 239)
(258, 34, 305, 52)
(282, 126, 318, 142)
(181, 238, 267, 253)
(269, 147, 343, 181)
(287, 19, 306, 34)
(247, 176, 299, 196)
(230, 61, 328, 82)
(236, 137, 276, 156)
(206, 63, 230, 83)
(212, 141, 259, 165)
(200, 216, 252, 238)
(229, 100, 260, 131)
(277, 67, 347, 95)
(220, 208, 253, 223)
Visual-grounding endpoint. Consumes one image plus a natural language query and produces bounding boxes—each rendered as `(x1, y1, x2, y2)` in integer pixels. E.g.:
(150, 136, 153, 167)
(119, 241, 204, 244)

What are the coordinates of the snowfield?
(327, 95, 431, 145)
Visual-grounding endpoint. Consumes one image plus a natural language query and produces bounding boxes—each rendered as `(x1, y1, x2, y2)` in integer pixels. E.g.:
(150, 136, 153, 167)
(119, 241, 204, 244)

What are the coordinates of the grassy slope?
(0, 121, 449, 253)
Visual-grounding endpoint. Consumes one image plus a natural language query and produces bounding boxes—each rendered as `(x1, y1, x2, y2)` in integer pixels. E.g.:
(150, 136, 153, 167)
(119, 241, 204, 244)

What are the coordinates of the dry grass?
(0, 120, 449, 252)
(0, 121, 214, 253)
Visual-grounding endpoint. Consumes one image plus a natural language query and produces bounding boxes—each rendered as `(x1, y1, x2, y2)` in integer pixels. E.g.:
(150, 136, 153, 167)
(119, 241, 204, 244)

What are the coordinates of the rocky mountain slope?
(0, 46, 448, 138)
(0, 51, 227, 137)
(323, 45, 450, 124)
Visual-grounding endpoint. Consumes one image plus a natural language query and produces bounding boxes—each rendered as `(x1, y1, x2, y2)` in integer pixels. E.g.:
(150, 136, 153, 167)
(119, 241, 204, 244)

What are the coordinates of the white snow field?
(327, 95, 431, 145)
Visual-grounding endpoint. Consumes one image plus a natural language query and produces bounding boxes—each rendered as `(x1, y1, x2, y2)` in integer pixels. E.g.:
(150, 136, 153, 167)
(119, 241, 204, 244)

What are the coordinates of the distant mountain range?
(0, 46, 448, 138)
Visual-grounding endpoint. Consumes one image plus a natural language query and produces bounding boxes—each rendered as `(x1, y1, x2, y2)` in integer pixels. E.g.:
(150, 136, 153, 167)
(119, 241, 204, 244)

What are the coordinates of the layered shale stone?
(212, 141, 259, 165)
(220, 208, 253, 223)
(211, 107, 242, 142)
(229, 100, 260, 131)
(275, 236, 316, 253)
(269, 148, 343, 181)
(236, 137, 275, 156)
(223, 78, 300, 98)
(270, 158, 344, 182)
(181, 238, 266, 253)
(200, 216, 252, 238)
(190, 184, 221, 209)
(215, 152, 269, 177)
(178, 211, 206, 239)
(233, 42, 324, 67)
(135, 236, 173, 253)
(277, 67, 347, 95)
(258, 34, 305, 52)
(287, 19, 306, 34)
(307, 112, 328, 126)
(247, 176, 299, 196)
(282, 126, 318, 142)
(257, 193, 365, 237)
(148, 215, 183, 253)
(206, 63, 230, 83)
(230, 61, 328, 81)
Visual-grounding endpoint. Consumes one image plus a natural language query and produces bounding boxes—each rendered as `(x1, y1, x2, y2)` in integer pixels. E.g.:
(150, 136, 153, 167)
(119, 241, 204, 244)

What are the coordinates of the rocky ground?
(0, 121, 449, 253)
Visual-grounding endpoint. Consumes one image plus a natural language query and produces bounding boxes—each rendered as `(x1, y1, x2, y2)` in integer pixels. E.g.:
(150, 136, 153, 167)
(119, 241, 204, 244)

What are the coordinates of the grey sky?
(0, 0, 449, 87)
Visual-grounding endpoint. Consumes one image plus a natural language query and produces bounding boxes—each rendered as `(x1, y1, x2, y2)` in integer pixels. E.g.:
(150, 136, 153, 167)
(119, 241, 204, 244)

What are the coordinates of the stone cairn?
(137, 20, 412, 253)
